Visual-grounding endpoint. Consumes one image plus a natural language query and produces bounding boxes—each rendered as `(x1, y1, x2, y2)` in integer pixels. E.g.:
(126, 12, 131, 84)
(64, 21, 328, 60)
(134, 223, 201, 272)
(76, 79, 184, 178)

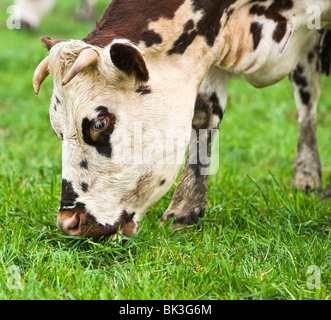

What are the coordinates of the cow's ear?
(41, 37, 65, 51)
(110, 40, 149, 83)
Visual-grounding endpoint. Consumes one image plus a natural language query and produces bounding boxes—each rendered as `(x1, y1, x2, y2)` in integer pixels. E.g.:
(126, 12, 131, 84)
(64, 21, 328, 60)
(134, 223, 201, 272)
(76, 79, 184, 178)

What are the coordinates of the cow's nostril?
(57, 211, 81, 236)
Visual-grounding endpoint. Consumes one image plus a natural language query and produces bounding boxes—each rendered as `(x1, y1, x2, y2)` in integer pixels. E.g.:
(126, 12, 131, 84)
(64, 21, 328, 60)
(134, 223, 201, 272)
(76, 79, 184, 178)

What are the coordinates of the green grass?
(0, 0, 330, 300)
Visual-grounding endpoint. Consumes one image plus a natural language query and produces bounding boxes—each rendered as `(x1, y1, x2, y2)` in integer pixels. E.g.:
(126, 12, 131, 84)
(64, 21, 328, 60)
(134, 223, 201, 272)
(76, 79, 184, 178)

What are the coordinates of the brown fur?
(83, 0, 185, 47)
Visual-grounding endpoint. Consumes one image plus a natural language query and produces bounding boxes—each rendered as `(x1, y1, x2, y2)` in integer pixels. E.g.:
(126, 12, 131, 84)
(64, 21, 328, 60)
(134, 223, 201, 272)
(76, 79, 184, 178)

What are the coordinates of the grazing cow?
(14, 0, 96, 29)
(33, 0, 331, 239)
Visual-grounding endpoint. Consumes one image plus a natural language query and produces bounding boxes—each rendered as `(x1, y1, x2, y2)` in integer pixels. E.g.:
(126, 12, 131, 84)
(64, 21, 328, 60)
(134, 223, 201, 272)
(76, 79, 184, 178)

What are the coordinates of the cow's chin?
(57, 205, 138, 239)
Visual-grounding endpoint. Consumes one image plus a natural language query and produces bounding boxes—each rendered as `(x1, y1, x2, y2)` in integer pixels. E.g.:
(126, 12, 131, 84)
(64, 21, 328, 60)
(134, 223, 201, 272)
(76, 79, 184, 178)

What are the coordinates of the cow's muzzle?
(57, 205, 138, 239)
(57, 205, 87, 237)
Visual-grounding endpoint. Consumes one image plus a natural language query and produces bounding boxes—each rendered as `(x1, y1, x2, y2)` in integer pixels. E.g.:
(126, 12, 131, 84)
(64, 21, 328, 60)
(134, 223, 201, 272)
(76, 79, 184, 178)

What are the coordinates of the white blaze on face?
(47, 39, 196, 230)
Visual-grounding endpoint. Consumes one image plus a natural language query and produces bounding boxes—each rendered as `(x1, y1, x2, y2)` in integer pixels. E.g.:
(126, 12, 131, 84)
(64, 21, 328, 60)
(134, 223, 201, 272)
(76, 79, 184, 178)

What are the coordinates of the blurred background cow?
(14, 0, 96, 29)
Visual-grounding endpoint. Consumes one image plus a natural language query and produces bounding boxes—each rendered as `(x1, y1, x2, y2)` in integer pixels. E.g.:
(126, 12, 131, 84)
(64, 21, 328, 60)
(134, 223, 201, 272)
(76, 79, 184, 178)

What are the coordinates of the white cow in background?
(14, 0, 96, 29)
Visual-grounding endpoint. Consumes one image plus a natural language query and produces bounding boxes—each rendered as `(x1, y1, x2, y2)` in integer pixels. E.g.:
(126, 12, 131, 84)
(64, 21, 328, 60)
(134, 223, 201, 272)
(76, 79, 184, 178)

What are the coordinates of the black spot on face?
(160, 179, 166, 186)
(60, 179, 79, 209)
(53, 96, 61, 111)
(81, 182, 89, 192)
(80, 159, 89, 170)
(82, 106, 116, 159)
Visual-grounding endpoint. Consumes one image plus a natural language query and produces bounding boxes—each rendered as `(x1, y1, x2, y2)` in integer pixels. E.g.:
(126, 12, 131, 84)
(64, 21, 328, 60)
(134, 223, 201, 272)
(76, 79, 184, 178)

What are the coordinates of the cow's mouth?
(57, 205, 137, 239)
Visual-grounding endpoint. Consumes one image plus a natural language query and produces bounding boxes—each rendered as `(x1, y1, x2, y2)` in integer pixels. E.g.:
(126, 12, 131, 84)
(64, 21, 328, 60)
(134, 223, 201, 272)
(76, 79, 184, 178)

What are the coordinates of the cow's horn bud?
(33, 56, 50, 95)
(62, 48, 99, 86)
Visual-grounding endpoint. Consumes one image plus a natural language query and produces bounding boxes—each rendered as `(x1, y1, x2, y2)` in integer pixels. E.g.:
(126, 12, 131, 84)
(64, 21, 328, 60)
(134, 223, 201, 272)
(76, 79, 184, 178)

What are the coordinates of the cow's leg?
(160, 67, 227, 227)
(289, 36, 322, 192)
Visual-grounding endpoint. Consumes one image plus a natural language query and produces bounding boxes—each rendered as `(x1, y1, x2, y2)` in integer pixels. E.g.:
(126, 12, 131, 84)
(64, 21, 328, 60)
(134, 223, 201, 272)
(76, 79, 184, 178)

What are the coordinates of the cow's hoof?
(293, 172, 322, 193)
(160, 206, 205, 229)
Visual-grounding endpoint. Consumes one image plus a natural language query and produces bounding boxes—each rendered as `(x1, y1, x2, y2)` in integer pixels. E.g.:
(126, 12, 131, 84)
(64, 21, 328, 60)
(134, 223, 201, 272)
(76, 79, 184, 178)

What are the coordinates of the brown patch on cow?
(191, 0, 236, 47)
(249, 0, 293, 43)
(168, 27, 198, 55)
(121, 219, 138, 238)
(184, 19, 194, 32)
(272, 20, 287, 43)
(141, 29, 163, 47)
(250, 22, 263, 50)
(83, 0, 185, 47)
(120, 172, 155, 206)
(167, 0, 236, 55)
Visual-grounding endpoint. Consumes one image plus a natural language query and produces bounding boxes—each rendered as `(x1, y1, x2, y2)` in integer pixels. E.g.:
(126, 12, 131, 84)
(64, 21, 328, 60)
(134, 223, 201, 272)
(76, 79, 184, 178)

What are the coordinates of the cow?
(14, 0, 96, 29)
(33, 0, 331, 239)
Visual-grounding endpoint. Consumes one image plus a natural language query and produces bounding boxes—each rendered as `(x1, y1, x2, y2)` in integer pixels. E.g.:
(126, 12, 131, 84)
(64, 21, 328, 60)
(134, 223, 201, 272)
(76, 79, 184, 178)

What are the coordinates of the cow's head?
(33, 38, 195, 239)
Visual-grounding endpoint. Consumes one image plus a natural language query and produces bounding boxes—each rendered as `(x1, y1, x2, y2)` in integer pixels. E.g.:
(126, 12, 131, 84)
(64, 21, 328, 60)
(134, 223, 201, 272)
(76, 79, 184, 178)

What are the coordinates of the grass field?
(0, 1, 330, 300)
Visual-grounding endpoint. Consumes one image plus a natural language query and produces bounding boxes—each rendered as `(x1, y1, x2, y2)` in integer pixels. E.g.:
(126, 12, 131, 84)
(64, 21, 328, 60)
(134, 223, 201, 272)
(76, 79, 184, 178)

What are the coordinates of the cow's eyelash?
(92, 118, 107, 131)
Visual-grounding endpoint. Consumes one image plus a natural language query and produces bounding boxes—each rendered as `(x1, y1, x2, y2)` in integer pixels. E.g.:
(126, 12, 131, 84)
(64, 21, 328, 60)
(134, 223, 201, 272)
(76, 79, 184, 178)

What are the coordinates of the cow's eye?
(92, 118, 107, 131)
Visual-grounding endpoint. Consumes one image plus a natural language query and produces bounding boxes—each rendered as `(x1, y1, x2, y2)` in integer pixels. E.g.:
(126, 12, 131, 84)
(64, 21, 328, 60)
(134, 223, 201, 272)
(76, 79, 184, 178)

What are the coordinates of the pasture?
(0, 0, 330, 300)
